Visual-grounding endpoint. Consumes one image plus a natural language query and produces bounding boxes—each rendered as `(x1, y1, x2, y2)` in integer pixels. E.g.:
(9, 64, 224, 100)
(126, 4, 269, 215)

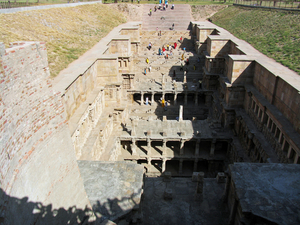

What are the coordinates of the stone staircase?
(132, 30, 204, 83)
(142, 4, 192, 31)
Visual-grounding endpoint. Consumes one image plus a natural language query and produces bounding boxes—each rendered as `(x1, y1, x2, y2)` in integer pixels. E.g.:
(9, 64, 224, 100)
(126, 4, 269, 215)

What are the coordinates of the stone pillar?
(141, 92, 144, 105)
(131, 119, 136, 136)
(196, 172, 204, 194)
(179, 159, 183, 174)
(195, 92, 198, 106)
(162, 92, 165, 101)
(210, 139, 216, 156)
(183, 71, 187, 83)
(205, 93, 212, 107)
(147, 157, 152, 173)
(193, 159, 198, 172)
(195, 139, 200, 156)
(147, 138, 151, 155)
(294, 153, 299, 164)
(179, 105, 183, 121)
(151, 92, 154, 105)
(287, 145, 293, 158)
(180, 139, 185, 155)
(174, 92, 177, 105)
(184, 92, 188, 105)
(131, 138, 137, 155)
(162, 139, 167, 156)
(162, 158, 166, 173)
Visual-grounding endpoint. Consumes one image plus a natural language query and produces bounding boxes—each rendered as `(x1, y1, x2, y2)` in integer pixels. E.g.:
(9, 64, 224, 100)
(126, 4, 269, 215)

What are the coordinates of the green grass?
(211, 6, 300, 74)
(0, 4, 127, 77)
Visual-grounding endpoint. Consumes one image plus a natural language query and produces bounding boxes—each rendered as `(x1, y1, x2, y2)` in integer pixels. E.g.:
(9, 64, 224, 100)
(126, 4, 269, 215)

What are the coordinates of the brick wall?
(0, 42, 91, 224)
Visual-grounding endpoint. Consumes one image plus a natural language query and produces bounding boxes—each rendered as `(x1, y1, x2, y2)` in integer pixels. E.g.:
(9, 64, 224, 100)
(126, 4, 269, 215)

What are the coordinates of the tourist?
(181, 53, 184, 61)
(146, 58, 149, 64)
(193, 64, 196, 70)
(145, 97, 149, 105)
(170, 49, 173, 56)
(158, 48, 162, 55)
(174, 42, 177, 49)
(180, 36, 183, 43)
(165, 53, 169, 60)
(144, 68, 147, 75)
(154, 5, 157, 12)
(149, 8, 152, 16)
(162, 46, 166, 53)
(172, 23, 174, 30)
(165, 101, 168, 111)
(149, 65, 151, 72)
(148, 42, 152, 50)
(171, 4, 174, 10)
(186, 58, 189, 65)
(167, 44, 169, 51)
(161, 99, 165, 107)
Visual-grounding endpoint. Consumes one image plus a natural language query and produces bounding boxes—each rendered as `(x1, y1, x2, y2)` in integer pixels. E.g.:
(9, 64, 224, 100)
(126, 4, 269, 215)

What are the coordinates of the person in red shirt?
(174, 42, 177, 49)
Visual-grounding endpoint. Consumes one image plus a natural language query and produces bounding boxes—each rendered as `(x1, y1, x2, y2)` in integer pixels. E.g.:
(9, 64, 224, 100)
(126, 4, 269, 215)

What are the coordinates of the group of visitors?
(149, 3, 175, 16)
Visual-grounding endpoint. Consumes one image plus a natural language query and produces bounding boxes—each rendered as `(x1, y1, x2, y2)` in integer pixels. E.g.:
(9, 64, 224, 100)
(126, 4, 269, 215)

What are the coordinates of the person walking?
(146, 58, 149, 64)
(159, 48, 162, 55)
(149, 65, 151, 73)
(144, 68, 147, 75)
(149, 8, 152, 16)
(172, 23, 174, 30)
(174, 42, 177, 49)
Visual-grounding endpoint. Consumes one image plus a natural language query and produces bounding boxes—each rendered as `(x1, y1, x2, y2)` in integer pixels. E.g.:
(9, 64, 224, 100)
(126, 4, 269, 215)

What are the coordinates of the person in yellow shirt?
(161, 99, 165, 107)
(146, 58, 149, 64)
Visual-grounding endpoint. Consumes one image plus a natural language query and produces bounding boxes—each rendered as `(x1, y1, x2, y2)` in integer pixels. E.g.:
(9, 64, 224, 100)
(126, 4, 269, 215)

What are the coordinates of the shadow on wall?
(0, 188, 138, 224)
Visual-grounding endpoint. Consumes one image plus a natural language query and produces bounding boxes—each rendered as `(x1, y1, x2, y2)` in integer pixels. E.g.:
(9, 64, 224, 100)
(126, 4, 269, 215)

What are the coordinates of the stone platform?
(78, 161, 144, 223)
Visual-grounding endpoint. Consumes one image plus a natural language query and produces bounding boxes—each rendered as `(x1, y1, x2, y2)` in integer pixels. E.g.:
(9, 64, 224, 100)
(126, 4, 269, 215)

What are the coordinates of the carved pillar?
(184, 92, 188, 105)
(179, 105, 183, 121)
(195, 139, 200, 156)
(205, 93, 212, 107)
(179, 159, 183, 174)
(293, 153, 299, 164)
(162, 139, 167, 156)
(193, 159, 198, 172)
(131, 138, 137, 155)
(151, 92, 154, 105)
(210, 139, 216, 156)
(141, 91, 144, 105)
(180, 139, 185, 155)
(147, 138, 151, 155)
(131, 119, 136, 136)
(174, 92, 177, 105)
(148, 157, 152, 173)
(162, 158, 167, 173)
(287, 145, 293, 159)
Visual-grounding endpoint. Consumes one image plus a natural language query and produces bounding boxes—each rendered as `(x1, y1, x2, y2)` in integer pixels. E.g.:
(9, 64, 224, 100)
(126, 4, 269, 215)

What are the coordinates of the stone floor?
(141, 177, 229, 225)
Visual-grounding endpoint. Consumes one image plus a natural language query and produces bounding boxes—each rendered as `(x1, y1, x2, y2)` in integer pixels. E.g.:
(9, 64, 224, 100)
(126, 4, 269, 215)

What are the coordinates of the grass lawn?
(211, 6, 300, 74)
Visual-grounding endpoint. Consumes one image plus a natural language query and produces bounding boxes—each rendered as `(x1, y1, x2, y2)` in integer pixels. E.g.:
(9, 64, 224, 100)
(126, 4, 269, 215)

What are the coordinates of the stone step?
(142, 4, 192, 31)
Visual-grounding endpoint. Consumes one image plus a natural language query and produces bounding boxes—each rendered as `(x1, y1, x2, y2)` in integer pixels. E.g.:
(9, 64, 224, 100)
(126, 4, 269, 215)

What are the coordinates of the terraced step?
(142, 4, 192, 31)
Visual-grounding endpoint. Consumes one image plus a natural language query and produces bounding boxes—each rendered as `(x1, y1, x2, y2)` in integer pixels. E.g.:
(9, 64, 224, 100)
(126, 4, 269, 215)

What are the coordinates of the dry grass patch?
(0, 3, 127, 77)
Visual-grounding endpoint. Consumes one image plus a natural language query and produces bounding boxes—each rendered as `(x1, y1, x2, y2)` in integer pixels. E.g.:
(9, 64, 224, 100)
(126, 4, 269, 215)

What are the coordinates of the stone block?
(192, 172, 200, 182)
(163, 116, 167, 121)
(164, 171, 172, 182)
(164, 188, 173, 200)
(216, 172, 226, 183)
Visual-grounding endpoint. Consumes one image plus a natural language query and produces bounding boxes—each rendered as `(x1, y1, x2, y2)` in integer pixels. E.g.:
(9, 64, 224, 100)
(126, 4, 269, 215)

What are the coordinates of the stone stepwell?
(142, 4, 192, 31)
